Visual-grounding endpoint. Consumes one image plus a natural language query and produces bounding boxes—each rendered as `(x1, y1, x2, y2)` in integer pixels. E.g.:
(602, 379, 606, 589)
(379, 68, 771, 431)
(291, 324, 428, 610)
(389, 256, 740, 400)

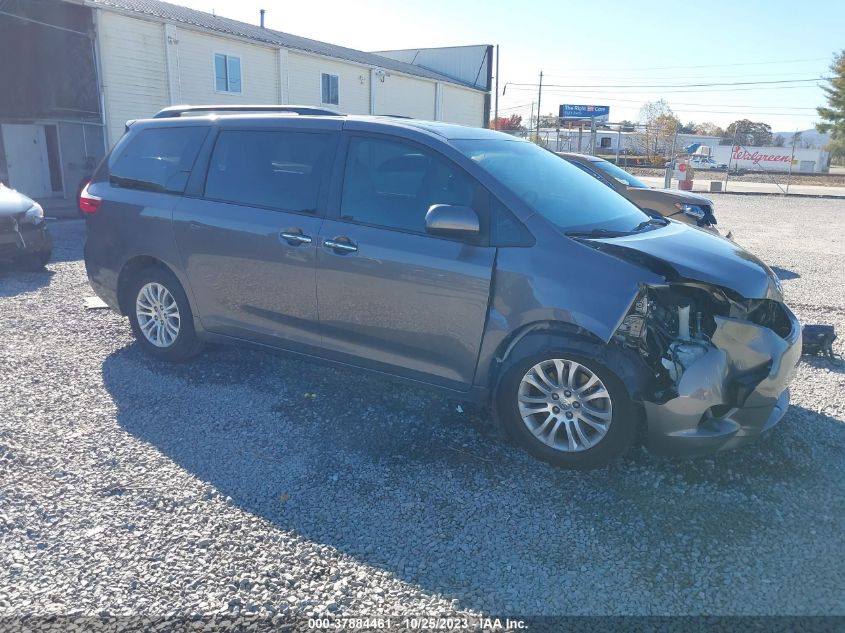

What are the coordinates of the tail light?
(79, 182, 101, 214)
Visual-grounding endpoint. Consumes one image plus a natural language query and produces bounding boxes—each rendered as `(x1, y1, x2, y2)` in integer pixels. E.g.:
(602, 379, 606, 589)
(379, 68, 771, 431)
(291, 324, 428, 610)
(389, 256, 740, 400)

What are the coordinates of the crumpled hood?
(0, 184, 35, 217)
(587, 222, 781, 300)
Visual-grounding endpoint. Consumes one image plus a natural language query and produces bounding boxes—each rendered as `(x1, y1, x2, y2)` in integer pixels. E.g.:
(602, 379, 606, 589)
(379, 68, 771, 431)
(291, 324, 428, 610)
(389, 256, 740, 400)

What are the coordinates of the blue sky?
(178, 0, 843, 131)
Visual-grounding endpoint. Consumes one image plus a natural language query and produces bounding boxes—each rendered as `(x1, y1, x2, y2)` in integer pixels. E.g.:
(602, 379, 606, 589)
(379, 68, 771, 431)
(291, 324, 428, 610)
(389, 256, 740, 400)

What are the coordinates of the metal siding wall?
(375, 75, 436, 120)
(375, 45, 491, 91)
(176, 29, 280, 105)
(441, 85, 485, 127)
(97, 10, 169, 145)
(287, 52, 371, 114)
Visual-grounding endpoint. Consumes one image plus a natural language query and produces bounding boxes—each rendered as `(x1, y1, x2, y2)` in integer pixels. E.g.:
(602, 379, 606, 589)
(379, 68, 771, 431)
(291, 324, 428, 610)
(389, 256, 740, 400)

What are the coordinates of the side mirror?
(424, 204, 480, 239)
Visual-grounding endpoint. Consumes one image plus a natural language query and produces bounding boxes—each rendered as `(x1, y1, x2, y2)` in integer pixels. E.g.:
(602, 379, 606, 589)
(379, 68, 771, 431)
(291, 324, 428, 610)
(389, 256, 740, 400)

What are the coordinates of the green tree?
(693, 122, 725, 137)
(817, 50, 845, 162)
(679, 120, 697, 134)
(722, 119, 773, 146)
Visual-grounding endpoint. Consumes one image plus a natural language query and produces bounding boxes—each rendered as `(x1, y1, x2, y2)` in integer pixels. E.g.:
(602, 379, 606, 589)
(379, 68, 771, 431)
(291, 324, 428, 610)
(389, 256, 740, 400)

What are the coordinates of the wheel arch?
(117, 256, 189, 316)
(489, 320, 652, 404)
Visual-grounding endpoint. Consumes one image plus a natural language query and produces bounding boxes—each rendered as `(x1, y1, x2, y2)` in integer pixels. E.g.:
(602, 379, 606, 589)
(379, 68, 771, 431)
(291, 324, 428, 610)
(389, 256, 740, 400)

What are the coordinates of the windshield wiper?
(109, 175, 166, 193)
(565, 228, 632, 238)
(631, 217, 670, 233)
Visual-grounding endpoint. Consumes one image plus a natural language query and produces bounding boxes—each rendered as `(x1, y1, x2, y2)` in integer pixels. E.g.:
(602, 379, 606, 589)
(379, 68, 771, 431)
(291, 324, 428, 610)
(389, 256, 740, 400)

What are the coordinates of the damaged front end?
(613, 282, 802, 456)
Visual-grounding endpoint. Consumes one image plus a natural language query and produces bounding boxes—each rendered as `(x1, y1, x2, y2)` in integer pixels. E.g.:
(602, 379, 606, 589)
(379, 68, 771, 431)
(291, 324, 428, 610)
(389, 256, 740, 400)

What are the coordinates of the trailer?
(710, 145, 830, 174)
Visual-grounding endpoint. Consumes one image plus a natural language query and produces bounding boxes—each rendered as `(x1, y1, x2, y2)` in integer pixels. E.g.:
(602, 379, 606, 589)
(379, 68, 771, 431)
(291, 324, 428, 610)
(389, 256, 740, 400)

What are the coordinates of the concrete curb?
(706, 190, 845, 200)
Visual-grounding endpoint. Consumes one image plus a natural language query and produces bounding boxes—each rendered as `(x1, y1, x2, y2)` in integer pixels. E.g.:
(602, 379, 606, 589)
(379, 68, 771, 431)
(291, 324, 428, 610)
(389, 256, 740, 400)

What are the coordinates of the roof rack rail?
(152, 104, 342, 118)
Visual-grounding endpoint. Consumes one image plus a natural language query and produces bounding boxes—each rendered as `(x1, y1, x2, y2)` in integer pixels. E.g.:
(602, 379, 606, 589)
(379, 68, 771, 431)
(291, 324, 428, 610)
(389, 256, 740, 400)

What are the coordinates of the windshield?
(453, 139, 650, 233)
(590, 159, 649, 188)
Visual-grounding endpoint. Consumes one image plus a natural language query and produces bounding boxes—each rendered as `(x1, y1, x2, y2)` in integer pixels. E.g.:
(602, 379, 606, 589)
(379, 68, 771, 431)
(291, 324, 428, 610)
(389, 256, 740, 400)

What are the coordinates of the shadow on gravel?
(47, 219, 86, 263)
(0, 265, 54, 296)
(770, 266, 800, 281)
(102, 343, 845, 614)
(800, 355, 845, 375)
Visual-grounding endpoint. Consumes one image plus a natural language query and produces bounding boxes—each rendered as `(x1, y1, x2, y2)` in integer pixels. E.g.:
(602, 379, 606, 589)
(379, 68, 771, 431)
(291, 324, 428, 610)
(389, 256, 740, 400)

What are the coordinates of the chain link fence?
(500, 123, 836, 194)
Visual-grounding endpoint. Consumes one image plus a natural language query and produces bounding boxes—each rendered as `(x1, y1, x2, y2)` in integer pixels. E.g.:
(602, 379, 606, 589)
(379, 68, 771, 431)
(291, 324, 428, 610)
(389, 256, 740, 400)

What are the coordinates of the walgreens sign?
(731, 146, 792, 165)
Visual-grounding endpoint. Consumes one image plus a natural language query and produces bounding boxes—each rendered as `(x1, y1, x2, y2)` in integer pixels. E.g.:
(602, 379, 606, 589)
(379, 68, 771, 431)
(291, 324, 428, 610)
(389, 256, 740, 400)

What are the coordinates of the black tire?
(497, 346, 636, 469)
(15, 250, 52, 271)
(126, 267, 204, 362)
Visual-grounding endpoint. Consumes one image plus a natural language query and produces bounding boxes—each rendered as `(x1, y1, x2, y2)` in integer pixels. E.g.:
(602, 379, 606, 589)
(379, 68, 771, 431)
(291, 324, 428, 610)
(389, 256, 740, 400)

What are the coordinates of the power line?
(541, 70, 826, 82)
(505, 77, 828, 90)
(539, 57, 828, 72)
(552, 94, 818, 110)
(496, 102, 534, 113)
(509, 84, 823, 95)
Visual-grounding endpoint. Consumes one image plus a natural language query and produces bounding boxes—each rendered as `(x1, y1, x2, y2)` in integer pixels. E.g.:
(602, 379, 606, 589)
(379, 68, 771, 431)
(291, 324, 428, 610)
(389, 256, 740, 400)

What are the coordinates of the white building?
(0, 0, 491, 209)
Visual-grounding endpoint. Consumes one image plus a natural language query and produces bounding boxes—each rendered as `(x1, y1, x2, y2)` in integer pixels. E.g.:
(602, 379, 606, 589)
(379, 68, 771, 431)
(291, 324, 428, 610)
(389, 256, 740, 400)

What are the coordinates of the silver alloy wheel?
(135, 282, 181, 348)
(517, 359, 613, 452)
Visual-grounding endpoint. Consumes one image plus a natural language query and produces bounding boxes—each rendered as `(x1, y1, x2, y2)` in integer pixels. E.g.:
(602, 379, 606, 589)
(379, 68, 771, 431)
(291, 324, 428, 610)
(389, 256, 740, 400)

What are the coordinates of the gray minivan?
(83, 105, 801, 468)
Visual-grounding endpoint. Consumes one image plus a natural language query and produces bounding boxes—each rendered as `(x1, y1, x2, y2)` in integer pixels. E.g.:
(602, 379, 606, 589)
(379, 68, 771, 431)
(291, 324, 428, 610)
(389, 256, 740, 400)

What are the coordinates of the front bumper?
(0, 221, 52, 260)
(645, 304, 802, 457)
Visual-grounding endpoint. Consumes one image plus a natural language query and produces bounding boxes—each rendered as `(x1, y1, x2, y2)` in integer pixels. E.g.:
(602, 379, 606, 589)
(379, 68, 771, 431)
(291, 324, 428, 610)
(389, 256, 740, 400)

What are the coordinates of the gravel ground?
(1, 196, 844, 624)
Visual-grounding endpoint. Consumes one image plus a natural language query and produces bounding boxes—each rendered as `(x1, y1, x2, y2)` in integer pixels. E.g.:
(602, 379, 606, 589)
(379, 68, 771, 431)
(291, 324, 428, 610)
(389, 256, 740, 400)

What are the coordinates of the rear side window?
(110, 127, 208, 194)
(204, 130, 333, 213)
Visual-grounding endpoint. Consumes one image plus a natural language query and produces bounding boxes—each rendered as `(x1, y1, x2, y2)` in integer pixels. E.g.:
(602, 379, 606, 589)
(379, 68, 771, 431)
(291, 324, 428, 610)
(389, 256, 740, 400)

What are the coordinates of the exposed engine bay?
(611, 282, 801, 453)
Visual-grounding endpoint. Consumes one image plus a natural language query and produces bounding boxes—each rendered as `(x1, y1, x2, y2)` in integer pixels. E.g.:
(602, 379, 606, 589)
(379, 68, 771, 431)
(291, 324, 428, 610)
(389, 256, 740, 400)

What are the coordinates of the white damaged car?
(0, 183, 52, 270)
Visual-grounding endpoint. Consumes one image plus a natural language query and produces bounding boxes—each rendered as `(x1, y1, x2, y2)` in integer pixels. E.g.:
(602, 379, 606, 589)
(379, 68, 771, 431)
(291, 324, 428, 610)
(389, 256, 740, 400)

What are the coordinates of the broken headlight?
(674, 202, 706, 221)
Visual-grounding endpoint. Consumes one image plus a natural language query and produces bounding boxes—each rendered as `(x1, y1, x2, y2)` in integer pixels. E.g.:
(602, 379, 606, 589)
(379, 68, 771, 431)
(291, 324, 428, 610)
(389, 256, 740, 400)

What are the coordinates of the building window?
(600, 137, 612, 149)
(215, 53, 242, 93)
(321, 73, 339, 105)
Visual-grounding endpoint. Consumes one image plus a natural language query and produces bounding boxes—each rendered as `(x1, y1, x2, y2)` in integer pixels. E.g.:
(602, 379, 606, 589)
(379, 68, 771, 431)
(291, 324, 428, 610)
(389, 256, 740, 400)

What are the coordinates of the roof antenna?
(260, 9, 265, 28)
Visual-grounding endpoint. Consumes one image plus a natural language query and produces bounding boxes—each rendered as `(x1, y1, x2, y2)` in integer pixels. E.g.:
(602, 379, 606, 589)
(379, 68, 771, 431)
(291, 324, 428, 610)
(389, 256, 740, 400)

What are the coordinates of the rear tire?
(127, 267, 203, 362)
(497, 346, 636, 469)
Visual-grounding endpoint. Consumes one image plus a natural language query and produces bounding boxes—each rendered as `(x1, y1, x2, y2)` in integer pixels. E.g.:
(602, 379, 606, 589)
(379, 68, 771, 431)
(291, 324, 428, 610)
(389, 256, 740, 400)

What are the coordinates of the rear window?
(204, 130, 333, 213)
(109, 126, 208, 194)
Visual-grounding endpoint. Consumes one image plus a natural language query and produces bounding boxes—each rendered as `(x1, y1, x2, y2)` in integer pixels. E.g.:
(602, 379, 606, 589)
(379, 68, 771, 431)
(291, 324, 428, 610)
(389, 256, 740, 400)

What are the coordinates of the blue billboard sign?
(559, 104, 610, 121)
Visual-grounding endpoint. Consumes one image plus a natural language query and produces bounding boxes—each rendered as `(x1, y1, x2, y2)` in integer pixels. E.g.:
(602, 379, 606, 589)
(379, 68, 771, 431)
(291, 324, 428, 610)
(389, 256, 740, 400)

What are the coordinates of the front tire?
(127, 267, 203, 361)
(497, 348, 636, 469)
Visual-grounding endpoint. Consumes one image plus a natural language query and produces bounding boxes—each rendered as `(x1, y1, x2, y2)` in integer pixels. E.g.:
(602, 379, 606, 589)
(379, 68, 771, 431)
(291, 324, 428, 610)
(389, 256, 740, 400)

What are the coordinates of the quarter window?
(204, 130, 333, 213)
(109, 126, 208, 194)
(321, 73, 339, 105)
(215, 53, 242, 93)
(340, 136, 474, 234)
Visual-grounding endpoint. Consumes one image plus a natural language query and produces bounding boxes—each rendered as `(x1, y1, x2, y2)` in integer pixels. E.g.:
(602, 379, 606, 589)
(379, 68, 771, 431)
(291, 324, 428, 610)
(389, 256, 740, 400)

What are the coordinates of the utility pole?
(615, 125, 622, 164)
(786, 128, 798, 194)
(493, 45, 499, 129)
(535, 70, 543, 139)
(724, 127, 738, 192)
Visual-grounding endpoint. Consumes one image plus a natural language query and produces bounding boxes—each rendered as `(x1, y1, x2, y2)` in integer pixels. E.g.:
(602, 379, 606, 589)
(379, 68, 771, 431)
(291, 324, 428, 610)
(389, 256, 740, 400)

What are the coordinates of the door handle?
(323, 237, 358, 254)
(280, 229, 313, 246)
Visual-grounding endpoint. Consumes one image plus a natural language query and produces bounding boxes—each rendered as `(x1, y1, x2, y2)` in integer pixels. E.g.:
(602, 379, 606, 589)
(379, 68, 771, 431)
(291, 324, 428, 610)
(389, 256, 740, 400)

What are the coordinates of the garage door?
(1, 123, 53, 197)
